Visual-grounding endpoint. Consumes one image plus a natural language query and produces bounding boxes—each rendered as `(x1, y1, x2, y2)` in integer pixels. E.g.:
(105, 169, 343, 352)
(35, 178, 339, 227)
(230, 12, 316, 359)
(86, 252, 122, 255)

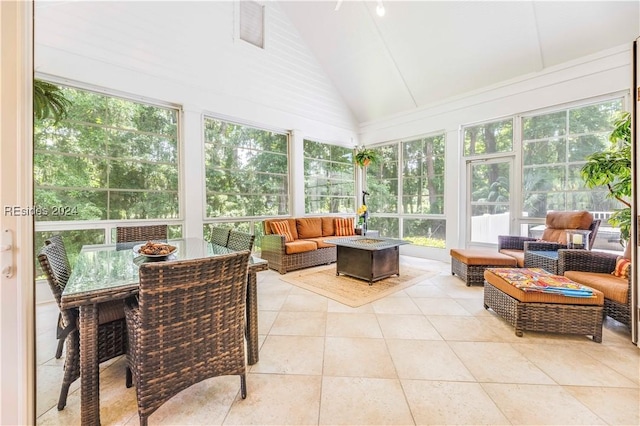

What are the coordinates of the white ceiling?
(278, 1, 640, 123)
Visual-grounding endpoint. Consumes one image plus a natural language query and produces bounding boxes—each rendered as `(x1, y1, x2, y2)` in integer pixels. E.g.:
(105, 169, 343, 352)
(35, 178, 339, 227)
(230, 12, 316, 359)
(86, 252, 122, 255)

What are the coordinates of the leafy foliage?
(304, 140, 355, 214)
(34, 84, 180, 221)
(33, 79, 71, 123)
(581, 111, 631, 243)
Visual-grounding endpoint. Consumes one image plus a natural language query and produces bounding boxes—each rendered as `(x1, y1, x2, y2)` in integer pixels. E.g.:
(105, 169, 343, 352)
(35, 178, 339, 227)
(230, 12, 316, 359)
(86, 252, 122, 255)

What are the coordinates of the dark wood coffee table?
(325, 236, 409, 284)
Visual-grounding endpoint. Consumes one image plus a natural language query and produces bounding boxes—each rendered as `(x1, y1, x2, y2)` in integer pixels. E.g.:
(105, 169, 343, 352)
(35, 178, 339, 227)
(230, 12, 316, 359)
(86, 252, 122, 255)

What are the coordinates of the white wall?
(34, 2, 634, 262)
(35, 1, 359, 232)
(360, 44, 633, 261)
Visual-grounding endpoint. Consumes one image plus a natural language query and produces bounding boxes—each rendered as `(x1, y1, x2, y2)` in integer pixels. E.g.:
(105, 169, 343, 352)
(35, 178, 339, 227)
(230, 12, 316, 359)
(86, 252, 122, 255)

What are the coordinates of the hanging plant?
(354, 146, 381, 167)
(34, 79, 71, 124)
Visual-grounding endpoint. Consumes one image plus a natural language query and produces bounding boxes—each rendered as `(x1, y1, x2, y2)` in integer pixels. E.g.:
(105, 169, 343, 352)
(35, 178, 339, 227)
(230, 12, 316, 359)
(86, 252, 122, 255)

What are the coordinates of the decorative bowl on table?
(133, 241, 178, 258)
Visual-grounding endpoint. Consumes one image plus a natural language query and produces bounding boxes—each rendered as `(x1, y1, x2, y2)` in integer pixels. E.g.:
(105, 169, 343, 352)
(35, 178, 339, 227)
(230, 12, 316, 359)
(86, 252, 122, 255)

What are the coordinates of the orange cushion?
(540, 211, 593, 244)
(284, 240, 317, 254)
(296, 218, 323, 239)
(264, 218, 298, 240)
(322, 217, 336, 237)
(334, 217, 355, 236)
(499, 249, 525, 267)
(612, 257, 630, 278)
(450, 249, 517, 266)
(271, 220, 294, 242)
(564, 271, 628, 305)
(302, 237, 335, 249)
(485, 269, 603, 306)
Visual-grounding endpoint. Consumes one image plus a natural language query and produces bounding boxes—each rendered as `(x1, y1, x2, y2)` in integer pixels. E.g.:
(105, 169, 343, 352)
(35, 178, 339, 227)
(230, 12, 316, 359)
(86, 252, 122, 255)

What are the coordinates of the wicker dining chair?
(38, 242, 127, 411)
(115, 225, 168, 243)
(226, 230, 255, 252)
(124, 251, 251, 426)
(210, 226, 231, 246)
(43, 235, 72, 359)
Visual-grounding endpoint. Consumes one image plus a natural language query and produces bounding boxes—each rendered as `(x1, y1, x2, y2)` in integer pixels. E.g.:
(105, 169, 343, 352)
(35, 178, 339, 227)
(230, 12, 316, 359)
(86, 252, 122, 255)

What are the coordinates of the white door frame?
(632, 38, 639, 346)
(466, 155, 515, 247)
(0, 1, 34, 424)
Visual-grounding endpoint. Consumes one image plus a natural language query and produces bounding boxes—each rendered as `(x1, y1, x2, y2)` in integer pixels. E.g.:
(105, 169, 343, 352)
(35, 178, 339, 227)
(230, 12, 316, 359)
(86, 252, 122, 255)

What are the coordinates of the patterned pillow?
(612, 257, 630, 279)
(334, 217, 355, 236)
(271, 220, 294, 242)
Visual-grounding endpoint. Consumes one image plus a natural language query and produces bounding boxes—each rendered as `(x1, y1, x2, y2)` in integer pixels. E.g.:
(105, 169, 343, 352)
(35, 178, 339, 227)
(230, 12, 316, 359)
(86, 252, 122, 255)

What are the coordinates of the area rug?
(279, 264, 438, 307)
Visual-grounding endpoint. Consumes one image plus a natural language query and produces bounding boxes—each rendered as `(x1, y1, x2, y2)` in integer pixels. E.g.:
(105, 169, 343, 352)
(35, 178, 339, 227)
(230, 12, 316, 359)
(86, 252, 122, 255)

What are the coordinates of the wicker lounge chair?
(558, 248, 631, 327)
(498, 211, 600, 267)
(115, 224, 168, 243)
(124, 251, 251, 426)
(38, 242, 127, 411)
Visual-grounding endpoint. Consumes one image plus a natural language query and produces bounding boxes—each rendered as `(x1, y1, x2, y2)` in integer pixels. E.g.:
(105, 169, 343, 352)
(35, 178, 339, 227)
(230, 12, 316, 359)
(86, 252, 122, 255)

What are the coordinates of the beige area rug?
(279, 264, 438, 307)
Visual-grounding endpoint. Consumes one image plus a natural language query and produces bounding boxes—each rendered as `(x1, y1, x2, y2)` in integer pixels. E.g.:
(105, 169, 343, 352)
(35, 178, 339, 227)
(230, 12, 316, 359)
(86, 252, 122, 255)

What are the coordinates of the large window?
(522, 99, 622, 218)
(402, 134, 446, 247)
(204, 118, 289, 218)
(34, 83, 181, 271)
(364, 137, 446, 248)
(34, 86, 180, 221)
(303, 140, 354, 214)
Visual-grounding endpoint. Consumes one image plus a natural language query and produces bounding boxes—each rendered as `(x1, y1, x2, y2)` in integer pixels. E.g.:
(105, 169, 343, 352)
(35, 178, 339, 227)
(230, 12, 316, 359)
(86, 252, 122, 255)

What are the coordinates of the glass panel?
(366, 217, 399, 238)
(522, 111, 566, 140)
(403, 219, 446, 248)
(33, 83, 180, 224)
(463, 119, 513, 156)
(303, 140, 354, 214)
(35, 229, 106, 278)
(204, 118, 290, 217)
(469, 161, 511, 244)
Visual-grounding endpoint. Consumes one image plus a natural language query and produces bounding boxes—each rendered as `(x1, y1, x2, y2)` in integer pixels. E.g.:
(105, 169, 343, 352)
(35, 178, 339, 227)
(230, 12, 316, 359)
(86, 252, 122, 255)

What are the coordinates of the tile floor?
(36, 256, 639, 425)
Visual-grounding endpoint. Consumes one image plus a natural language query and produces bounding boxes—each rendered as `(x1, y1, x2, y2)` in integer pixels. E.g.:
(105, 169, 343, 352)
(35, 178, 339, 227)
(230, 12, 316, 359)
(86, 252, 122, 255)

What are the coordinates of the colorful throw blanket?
(489, 268, 594, 298)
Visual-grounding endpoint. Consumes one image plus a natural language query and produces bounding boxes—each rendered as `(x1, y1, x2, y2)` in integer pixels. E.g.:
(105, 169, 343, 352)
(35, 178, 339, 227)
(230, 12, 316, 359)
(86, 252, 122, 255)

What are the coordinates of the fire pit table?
(325, 236, 409, 284)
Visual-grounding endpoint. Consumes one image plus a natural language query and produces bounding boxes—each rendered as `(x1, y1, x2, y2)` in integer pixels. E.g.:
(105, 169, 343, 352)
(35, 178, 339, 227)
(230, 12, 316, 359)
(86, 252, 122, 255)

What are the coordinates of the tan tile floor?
(36, 256, 639, 425)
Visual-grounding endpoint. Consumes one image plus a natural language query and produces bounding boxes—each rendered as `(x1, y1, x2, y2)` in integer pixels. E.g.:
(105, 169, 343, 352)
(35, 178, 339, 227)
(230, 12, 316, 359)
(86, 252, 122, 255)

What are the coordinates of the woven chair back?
(129, 250, 250, 422)
(210, 227, 231, 246)
(116, 225, 167, 243)
(227, 230, 255, 252)
(38, 242, 71, 304)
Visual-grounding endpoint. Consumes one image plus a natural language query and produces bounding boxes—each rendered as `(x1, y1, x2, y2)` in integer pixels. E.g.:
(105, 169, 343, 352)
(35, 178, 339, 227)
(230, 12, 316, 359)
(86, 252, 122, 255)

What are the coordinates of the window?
(402, 134, 446, 247)
(365, 145, 399, 237)
(204, 117, 289, 218)
(463, 118, 513, 156)
(34, 85, 180, 221)
(304, 140, 354, 214)
(522, 99, 623, 218)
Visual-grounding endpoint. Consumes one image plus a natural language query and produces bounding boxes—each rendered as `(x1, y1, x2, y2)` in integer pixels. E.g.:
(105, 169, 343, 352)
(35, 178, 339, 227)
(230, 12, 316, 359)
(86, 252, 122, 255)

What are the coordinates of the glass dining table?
(60, 237, 268, 426)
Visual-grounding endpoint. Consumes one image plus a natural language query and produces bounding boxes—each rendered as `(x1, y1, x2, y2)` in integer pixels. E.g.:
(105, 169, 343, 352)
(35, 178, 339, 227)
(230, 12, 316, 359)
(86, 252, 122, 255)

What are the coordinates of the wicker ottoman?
(484, 268, 604, 342)
(450, 249, 517, 286)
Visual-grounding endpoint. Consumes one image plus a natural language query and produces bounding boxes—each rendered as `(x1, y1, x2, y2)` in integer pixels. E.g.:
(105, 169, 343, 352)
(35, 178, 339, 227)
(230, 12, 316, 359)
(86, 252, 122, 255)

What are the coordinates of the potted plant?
(581, 111, 631, 246)
(354, 146, 381, 167)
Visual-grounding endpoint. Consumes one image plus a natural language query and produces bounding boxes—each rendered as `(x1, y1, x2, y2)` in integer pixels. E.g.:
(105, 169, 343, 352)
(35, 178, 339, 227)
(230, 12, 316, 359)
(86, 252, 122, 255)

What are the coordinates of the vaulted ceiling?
(278, 1, 640, 123)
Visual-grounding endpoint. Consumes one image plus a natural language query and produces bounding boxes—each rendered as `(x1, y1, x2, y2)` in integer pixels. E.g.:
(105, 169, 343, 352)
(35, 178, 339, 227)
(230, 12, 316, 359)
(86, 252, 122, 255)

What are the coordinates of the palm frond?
(34, 80, 71, 123)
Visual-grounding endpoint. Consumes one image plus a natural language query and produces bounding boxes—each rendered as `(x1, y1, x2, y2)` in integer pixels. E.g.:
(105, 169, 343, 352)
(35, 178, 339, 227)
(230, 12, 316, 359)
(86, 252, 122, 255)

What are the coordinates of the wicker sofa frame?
(558, 249, 631, 327)
(261, 233, 336, 274)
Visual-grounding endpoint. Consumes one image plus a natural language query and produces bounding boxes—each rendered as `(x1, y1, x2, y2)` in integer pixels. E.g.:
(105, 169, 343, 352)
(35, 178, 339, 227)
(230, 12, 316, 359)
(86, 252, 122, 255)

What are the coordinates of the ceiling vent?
(239, 1, 265, 49)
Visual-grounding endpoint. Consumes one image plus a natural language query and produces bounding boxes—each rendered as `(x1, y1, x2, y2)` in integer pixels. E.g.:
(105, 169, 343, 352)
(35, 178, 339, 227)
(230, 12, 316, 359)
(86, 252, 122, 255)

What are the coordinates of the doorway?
(466, 157, 514, 246)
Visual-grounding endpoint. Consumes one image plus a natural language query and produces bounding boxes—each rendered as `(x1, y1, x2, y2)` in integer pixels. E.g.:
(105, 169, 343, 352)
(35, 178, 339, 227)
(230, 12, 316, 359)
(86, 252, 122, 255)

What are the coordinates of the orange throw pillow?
(612, 257, 630, 279)
(271, 220, 294, 242)
(334, 217, 355, 236)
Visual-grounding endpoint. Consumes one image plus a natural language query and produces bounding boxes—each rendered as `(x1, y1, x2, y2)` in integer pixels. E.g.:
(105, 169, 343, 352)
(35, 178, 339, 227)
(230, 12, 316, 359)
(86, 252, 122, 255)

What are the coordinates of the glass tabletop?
(527, 250, 559, 260)
(63, 238, 266, 300)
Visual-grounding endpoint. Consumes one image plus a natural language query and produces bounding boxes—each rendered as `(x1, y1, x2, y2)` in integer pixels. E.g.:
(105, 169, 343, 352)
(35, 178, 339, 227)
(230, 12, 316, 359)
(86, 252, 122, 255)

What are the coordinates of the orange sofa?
(261, 217, 353, 274)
